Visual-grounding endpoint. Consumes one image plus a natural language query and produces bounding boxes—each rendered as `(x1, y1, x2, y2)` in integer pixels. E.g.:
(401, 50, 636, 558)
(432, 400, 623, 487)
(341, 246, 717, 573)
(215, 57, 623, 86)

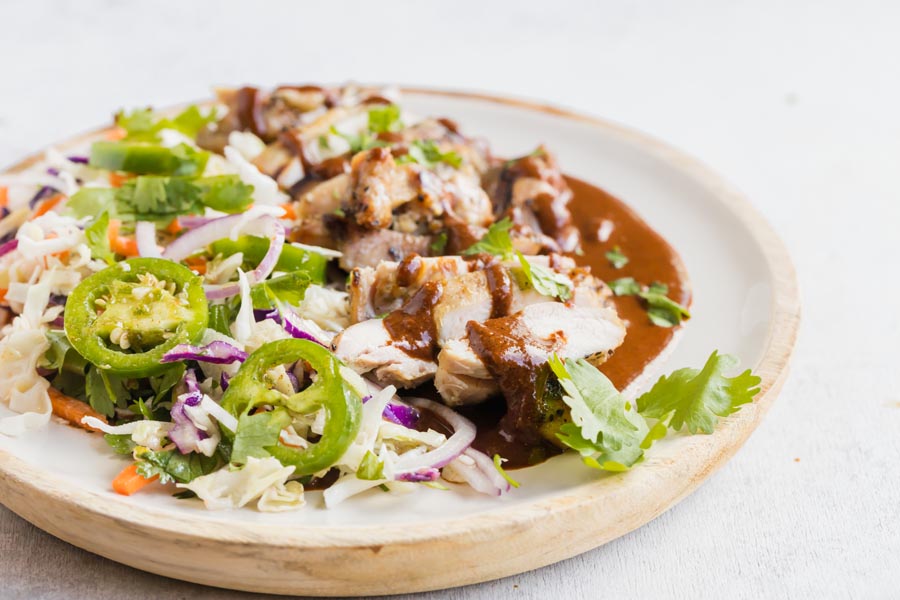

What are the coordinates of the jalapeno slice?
(64, 258, 208, 377)
(221, 339, 363, 476)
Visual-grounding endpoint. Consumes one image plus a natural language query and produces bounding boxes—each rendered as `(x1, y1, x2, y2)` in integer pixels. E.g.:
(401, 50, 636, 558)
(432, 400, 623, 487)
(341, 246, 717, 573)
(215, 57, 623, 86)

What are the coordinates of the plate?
(0, 88, 800, 596)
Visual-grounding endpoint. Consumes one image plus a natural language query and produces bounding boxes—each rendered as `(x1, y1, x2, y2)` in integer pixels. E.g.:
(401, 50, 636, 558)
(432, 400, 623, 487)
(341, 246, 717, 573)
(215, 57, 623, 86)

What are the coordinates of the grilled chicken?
(338, 228, 431, 271)
(436, 302, 626, 406)
(335, 254, 618, 394)
(485, 146, 581, 253)
(332, 318, 437, 388)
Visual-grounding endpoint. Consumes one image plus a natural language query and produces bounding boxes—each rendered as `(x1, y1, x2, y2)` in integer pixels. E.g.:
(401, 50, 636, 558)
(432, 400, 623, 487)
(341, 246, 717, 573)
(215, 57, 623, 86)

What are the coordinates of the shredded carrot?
(0, 186, 8, 208)
(165, 218, 183, 235)
(184, 255, 207, 274)
(106, 127, 126, 141)
(49, 387, 107, 431)
(108, 171, 131, 188)
(30, 193, 66, 219)
(280, 202, 297, 221)
(108, 219, 139, 257)
(112, 464, 158, 496)
(0, 289, 7, 304)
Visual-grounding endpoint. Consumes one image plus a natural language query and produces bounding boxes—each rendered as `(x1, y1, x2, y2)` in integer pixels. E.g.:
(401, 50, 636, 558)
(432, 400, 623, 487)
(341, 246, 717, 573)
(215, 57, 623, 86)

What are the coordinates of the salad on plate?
(0, 85, 761, 511)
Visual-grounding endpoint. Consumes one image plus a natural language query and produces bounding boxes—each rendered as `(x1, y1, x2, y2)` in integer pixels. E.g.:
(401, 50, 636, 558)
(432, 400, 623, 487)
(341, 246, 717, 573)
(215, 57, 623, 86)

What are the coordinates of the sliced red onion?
(135, 221, 162, 258)
(204, 217, 285, 300)
(393, 396, 476, 474)
(383, 401, 420, 428)
(447, 453, 502, 496)
(163, 212, 263, 262)
(463, 447, 511, 495)
(0, 239, 18, 258)
(161, 340, 248, 365)
(178, 215, 214, 229)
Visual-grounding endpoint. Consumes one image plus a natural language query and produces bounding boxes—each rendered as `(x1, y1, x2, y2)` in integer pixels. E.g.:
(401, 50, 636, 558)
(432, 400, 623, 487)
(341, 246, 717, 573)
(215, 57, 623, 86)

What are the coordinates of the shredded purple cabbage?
(28, 186, 57, 209)
(46, 167, 60, 177)
(396, 468, 440, 483)
(67, 155, 89, 164)
(281, 310, 326, 346)
(161, 341, 248, 365)
(169, 369, 207, 454)
(383, 402, 420, 428)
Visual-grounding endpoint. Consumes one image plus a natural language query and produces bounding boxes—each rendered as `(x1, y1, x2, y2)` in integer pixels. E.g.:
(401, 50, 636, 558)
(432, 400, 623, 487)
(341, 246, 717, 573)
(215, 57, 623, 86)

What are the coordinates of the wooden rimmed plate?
(0, 88, 799, 596)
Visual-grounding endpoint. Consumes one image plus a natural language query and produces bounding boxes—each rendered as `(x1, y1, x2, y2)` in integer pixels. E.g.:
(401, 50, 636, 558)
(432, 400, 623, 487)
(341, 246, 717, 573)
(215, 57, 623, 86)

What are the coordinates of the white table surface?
(1, 1, 898, 598)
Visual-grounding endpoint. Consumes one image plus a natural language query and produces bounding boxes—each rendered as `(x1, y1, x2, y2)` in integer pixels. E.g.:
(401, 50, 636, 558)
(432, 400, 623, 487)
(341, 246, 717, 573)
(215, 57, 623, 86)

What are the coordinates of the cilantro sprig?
(116, 105, 218, 142)
(605, 246, 629, 269)
(637, 351, 761, 434)
(398, 140, 462, 169)
(463, 218, 573, 301)
(607, 277, 691, 328)
(66, 174, 254, 222)
(548, 350, 761, 472)
(462, 217, 515, 258)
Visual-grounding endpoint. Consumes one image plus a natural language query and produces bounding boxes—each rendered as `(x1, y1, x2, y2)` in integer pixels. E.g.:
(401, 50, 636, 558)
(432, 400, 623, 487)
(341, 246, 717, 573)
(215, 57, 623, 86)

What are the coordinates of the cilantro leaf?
(329, 125, 386, 154)
(430, 232, 448, 254)
(40, 330, 73, 372)
(548, 354, 648, 471)
(104, 433, 136, 455)
(648, 281, 669, 295)
(638, 291, 691, 327)
(463, 217, 514, 258)
(166, 105, 218, 139)
(231, 409, 292, 465)
(516, 252, 572, 301)
(86, 368, 129, 417)
(116, 175, 202, 219)
(135, 448, 219, 484)
(84, 212, 115, 264)
(605, 246, 629, 269)
(66, 188, 117, 220)
(197, 175, 254, 214)
(115, 108, 156, 139)
(636, 351, 762, 434)
(149, 362, 186, 404)
(604, 277, 690, 327)
(404, 140, 462, 169)
(368, 104, 403, 134)
(608, 277, 641, 296)
(117, 105, 217, 142)
(250, 272, 312, 309)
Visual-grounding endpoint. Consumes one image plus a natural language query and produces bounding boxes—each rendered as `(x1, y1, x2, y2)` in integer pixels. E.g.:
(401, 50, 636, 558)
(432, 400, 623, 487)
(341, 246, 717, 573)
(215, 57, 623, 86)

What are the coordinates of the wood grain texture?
(0, 88, 800, 596)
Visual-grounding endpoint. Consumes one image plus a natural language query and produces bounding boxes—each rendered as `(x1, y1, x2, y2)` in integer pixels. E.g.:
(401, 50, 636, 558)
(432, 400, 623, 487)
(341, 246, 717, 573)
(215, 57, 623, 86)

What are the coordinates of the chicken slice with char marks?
(437, 302, 626, 407)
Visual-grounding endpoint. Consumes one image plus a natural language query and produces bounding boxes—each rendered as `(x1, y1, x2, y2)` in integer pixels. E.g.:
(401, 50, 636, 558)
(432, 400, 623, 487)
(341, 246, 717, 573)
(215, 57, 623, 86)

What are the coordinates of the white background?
(1, 1, 898, 598)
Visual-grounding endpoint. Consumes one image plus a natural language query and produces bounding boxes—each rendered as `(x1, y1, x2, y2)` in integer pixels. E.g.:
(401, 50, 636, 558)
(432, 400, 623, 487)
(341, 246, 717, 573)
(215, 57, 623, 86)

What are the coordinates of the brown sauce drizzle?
(467, 316, 563, 447)
(383, 281, 443, 361)
(463, 176, 690, 467)
(483, 263, 513, 318)
(565, 176, 690, 391)
(396, 253, 424, 288)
